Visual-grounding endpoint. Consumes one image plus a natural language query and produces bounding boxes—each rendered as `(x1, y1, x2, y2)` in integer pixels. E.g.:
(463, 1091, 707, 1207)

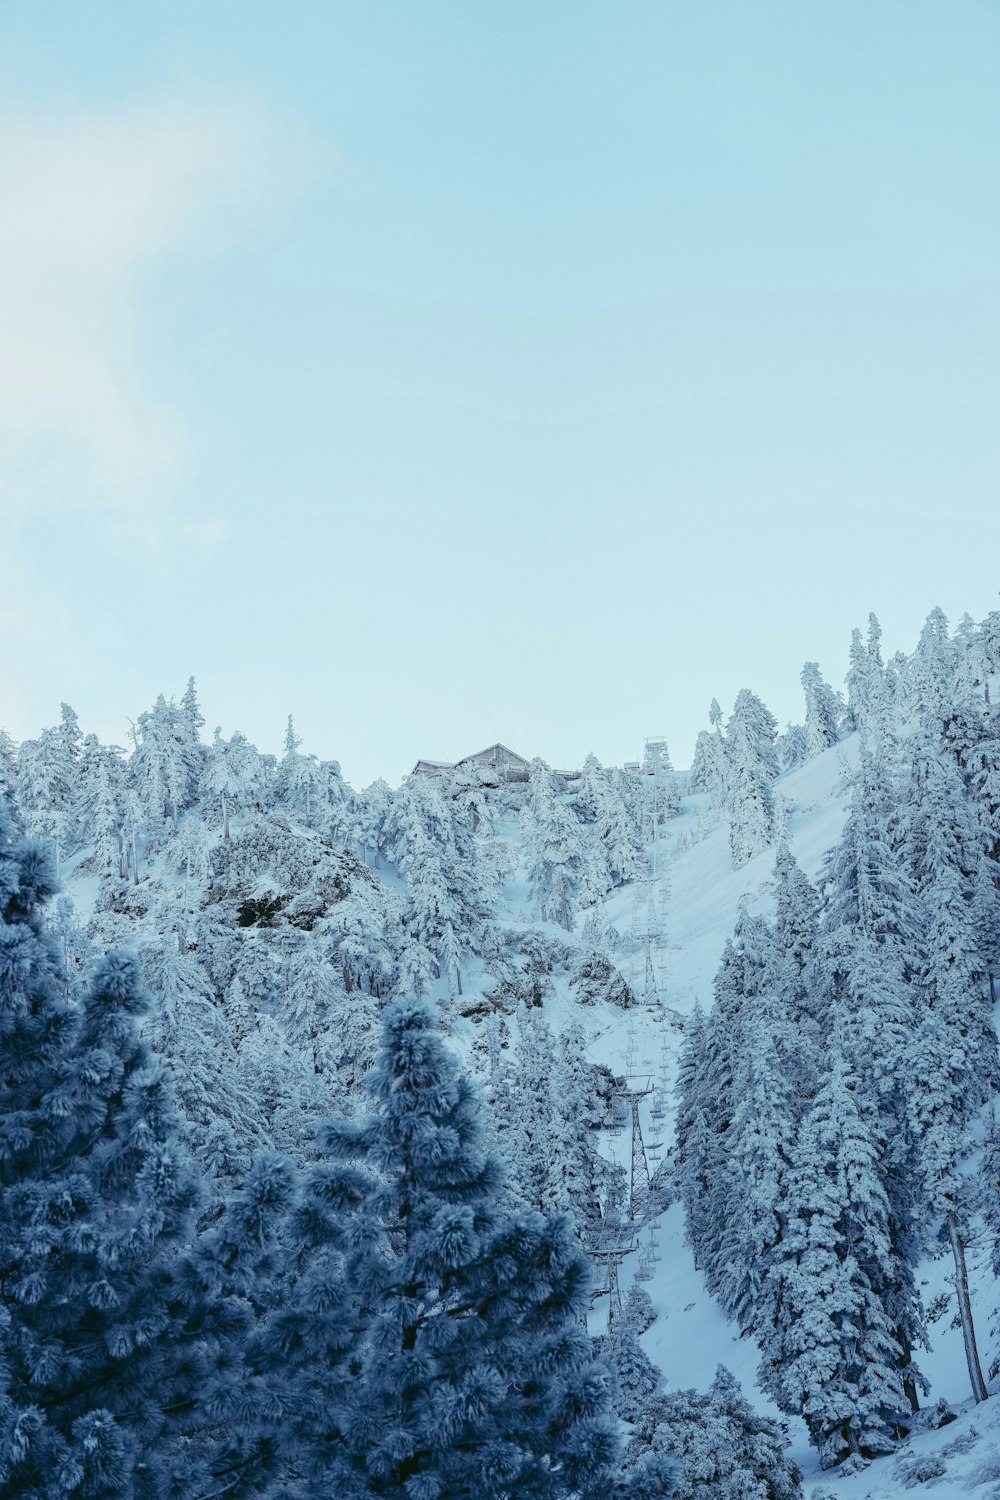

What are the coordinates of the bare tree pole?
(949, 1212, 988, 1403)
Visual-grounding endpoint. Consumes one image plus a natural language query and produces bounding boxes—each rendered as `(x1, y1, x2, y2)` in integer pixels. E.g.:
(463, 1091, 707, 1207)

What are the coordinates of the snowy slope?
(44, 713, 1000, 1497)
(512, 735, 1000, 1498)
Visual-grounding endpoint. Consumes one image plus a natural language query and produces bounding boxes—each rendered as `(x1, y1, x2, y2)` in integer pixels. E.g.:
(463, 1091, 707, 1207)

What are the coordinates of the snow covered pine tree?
(0, 801, 246, 1497)
(248, 996, 676, 1498)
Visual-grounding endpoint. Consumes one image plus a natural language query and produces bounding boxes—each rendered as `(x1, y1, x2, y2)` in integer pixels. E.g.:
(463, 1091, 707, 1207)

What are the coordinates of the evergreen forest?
(4, 603, 1000, 1499)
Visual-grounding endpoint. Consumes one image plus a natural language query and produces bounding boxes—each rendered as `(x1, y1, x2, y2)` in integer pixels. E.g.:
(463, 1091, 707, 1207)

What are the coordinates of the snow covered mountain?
(3, 604, 1000, 1498)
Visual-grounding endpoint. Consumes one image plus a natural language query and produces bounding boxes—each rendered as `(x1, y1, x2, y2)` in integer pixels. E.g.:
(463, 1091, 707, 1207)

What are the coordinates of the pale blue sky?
(2, 2, 999, 784)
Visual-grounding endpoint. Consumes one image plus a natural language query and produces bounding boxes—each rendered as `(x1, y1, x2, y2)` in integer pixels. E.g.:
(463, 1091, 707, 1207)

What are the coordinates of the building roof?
(410, 744, 581, 780)
(412, 742, 531, 778)
(456, 742, 531, 768)
(411, 758, 455, 776)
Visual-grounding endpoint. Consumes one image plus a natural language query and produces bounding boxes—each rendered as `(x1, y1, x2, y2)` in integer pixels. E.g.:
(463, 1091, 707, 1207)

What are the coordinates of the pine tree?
(725, 690, 778, 869)
(968, 707, 1000, 861)
(600, 1322, 661, 1424)
(845, 627, 867, 731)
(90, 757, 126, 893)
(45, 894, 91, 997)
(800, 662, 841, 757)
(761, 844, 828, 1106)
(280, 943, 346, 1079)
(524, 759, 591, 931)
(899, 735, 998, 1107)
(712, 997, 796, 1335)
(221, 973, 254, 1047)
(689, 703, 728, 810)
(884, 650, 909, 725)
(505, 1005, 561, 1213)
(387, 776, 478, 991)
(130, 694, 202, 835)
(973, 853, 1000, 1005)
(906, 1000, 989, 1403)
(254, 998, 670, 1498)
(673, 1004, 714, 1269)
(819, 752, 929, 1409)
(57, 702, 83, 767)
(181, 675, 205, 737)
(629, 1366, 799, 1500)
(0, 727, 17, 802)
(552, 1023, 608, 1229)
(680, 910, 773, 1288)
(777, 723, 808, 770)
(603, 769, 648, 887)
(276, 717, 330, 829)
(483, 1011, 523, 1206)
(170, 813, 212, 918)
(759, 1056, 919, 1468)
(847, 615, 890, 737)
(237, 1010, 321, 1154)
(15, 724, 78, 866)
(772, 842, 813, 950)
(145, 941, 269, 1187)
(821, 752, 921, 1082)
(911, 607, 955, 729)
(0, 806, 243, 1497)
(574, 758, 645, 896)
(897, 740, 996, 1401)
(351, 778, 394, 867)
(574, 753, 606, 827)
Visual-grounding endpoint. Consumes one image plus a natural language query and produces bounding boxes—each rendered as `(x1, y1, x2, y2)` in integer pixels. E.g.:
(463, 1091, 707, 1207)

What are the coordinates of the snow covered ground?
(519, 735, 1000, 1498)
(49, 719, 1000, 1496)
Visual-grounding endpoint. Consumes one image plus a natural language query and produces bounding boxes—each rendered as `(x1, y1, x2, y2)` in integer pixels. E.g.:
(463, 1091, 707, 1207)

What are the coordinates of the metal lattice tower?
(657, 848, 671, 995)
(642, 880, 659, 1004)
(643, 736, 671, 867)
(630, 860, 661, 1006)
(629, 1091, 650, 1214)
(587, 1221, 638, 1333)
(620, 1016, 655, 1220)
(605, 1248, 626, 1324)
(631, 736, 674, 1007)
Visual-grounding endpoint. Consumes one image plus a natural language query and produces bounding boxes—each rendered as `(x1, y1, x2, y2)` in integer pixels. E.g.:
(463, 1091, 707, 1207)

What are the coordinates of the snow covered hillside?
(4, 605, 1000, 1498)
(587, 737, 1000, 1499)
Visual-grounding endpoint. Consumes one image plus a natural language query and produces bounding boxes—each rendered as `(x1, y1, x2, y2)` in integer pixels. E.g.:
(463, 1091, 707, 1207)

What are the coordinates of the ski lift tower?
(631, 875, 660, 1006)
(643, 735, 671, 875)
(635, 736, 672, 1006)
(621, 1021, 655, 1221)
(587, 1221, 639, 1333)
(627, 1080, 655, 1219)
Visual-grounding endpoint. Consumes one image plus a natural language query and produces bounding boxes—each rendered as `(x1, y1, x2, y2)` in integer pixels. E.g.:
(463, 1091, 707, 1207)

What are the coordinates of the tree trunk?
(222, 792, 230, 841)
(949, 1211, 988, 1403)
(896, 1323, 920, 1414)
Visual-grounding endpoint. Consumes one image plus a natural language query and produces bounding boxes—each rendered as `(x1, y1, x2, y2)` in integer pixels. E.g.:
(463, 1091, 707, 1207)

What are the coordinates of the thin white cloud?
(0, 98, 325, 517)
